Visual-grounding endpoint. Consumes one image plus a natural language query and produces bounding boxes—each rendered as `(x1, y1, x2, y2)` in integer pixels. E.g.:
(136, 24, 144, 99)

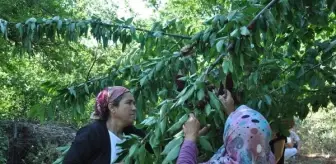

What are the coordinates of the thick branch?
(205, 0, 279, 75)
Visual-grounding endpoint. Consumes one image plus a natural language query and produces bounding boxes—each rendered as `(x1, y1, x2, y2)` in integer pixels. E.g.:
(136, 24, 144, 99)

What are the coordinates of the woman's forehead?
(122, 92, 135, 100)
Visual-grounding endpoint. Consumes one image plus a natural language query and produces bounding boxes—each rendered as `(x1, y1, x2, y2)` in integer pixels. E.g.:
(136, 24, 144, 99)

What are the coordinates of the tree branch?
(1, 17, 192, 40)
(86, 49, 99, 81)
(96, 22, 192, 40)
(247, 0, 279, 28)
(270, 53, 336, 94)
(324, 39, 336, 53)
(296, 54, 336, 79)
(205, 0, 280, 75)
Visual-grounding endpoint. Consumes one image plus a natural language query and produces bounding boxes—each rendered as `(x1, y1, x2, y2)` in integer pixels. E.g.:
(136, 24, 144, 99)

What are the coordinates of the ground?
(286, 105, 336, 164)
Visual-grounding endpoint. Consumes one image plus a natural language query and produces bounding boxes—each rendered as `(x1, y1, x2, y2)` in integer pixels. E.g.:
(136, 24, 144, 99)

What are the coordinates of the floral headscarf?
(90, 86, 129, 120)
(204, 105, 275, 164)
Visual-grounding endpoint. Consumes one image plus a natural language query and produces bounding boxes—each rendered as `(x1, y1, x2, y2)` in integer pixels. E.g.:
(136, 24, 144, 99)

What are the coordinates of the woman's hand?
(183, 113, 200, 142)
(183, 113, 211, 142)
(218, 89, 235, 115)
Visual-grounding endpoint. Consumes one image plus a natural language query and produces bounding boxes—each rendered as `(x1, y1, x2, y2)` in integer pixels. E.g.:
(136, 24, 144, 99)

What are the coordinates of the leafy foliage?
(0, 0, 336, 163)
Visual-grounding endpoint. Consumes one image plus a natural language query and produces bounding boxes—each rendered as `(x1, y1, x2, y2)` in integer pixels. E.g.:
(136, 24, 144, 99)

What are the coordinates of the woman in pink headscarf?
(64, 86, 151, 164)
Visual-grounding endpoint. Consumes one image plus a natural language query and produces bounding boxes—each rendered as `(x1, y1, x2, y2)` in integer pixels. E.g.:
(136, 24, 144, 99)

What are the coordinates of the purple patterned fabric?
(177, 140, 198, 164)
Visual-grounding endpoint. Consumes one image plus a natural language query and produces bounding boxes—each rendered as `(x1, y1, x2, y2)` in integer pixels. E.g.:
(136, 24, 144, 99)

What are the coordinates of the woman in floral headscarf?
(177, 90, 275, 164)
(64, 86, 151, 164)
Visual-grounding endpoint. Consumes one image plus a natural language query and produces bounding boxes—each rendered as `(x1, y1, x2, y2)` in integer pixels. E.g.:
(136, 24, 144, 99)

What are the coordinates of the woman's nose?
(132, 104, 136, 111)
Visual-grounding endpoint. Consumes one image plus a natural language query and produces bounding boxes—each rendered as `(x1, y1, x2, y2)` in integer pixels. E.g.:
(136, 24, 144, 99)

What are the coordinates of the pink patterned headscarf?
(90, 86, 130, 120)
(203, 105, 275, 164)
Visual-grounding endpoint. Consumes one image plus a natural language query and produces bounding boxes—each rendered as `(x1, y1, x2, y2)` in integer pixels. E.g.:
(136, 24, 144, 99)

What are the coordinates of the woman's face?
(111, 92, 137, 126)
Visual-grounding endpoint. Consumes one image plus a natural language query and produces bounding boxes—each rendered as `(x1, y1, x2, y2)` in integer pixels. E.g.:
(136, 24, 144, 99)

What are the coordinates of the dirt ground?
(286, 154, 336, 164)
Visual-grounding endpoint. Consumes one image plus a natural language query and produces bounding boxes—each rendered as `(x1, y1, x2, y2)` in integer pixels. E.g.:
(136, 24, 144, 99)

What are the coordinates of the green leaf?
(219, 15, 227, 26)
(136, 92, 145, 121)
(208, 91, 224, 120)
(205, 104, 212, 116)
(162, 137, 183, 155)
(153, 31, 163, 38)
(113, 30, 120, 43)
(239, 52, 244, 68)
(176, 86, 195, 106)
(57, 20, 62, 30)
(216, 39, 225, 53)
(195, 79, 205, 88)
(125, 17, 134, 25)
(122, 42, 127, 52)
(296, 66, 305, 78)
(68, 87, 76, 97)
(140, 76, 148, 86)
(230, 29, 240, 38)
(162, 141, 182, 164)
(228, 60, 233, 72)
(56, 145, 70, 152)
(222, 59, 233, 74)
(129, 143, 139, 157)
(197, 88, 205, 101)
(227, 10, 243, 22)
(253, 72, 258, 85)
(176, 85, 190, 99)
(158, 89, 168, 97)
(140, 117, 157, 126)
(240, 26, 250, 36)
(209, 33, 217, 46)
(138, 145, 146, 164)
(264, 94, 272, 105)
(52, 157, 64, 164)
(160, 103, 168, 119)
(202, 31, 211, 42)
(160, 118, 167, 134)
(84, 84, 90, 94)
(199, 136, 213, 151)
(30, 23, 36, 31)
(156, 61, 164, 72)
(258, 100, 263, 109)
(191, 31, 203, 41)
(167, 114, 188, 133)
(0, 21, 6, 35)
(212, 15, 219, 27)
(208, 91, 221, 110)
(234, 38, 241, 54)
